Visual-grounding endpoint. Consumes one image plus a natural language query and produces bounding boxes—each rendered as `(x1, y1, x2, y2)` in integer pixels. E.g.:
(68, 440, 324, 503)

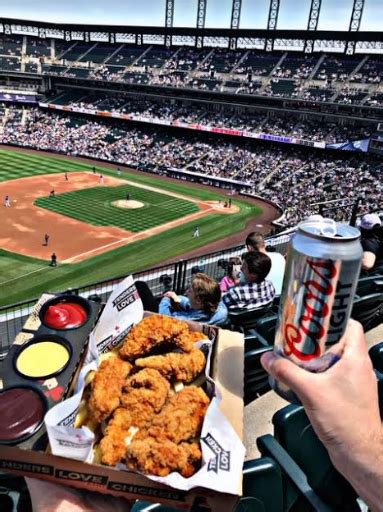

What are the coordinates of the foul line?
(63, 205, 217, 264)
(0, 265, 50, 285)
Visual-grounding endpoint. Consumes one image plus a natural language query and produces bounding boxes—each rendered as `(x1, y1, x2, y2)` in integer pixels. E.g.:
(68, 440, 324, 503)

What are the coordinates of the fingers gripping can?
(271, 217, 363, 403)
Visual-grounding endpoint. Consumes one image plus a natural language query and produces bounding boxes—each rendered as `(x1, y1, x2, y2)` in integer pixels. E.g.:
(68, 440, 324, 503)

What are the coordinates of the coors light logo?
(283, 257, 352, 362)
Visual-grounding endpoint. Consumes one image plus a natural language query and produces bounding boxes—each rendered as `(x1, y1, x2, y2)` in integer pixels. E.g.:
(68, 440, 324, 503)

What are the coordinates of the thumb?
(261, 351, 314, 399)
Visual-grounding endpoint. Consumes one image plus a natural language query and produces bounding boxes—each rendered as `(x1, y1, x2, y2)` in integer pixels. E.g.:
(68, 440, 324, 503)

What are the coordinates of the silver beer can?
(271, 217, 362, 402)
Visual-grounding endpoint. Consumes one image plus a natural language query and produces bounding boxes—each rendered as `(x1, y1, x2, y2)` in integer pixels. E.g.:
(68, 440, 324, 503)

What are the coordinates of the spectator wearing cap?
(359, 213, 383, 271)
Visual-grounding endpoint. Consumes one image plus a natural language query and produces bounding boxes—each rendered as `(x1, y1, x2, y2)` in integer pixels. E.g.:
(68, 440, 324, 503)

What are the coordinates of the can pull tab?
(319, 218, 337, 237)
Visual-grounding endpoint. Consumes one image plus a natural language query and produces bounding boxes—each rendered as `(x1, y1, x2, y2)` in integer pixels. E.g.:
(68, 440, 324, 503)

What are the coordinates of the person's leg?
(135, 281, 159, 312)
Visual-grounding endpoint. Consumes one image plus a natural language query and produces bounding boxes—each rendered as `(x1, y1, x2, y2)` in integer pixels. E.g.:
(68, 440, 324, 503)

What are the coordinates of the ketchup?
(43, 302, 87, 329)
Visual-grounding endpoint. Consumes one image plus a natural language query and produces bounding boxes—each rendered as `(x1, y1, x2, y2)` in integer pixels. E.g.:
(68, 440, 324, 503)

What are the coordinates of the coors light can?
(271, 216, 363, 403)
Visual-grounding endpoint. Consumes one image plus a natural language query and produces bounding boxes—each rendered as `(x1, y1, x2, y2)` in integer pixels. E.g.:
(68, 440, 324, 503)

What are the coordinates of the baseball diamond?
(0, 148, 275, 306)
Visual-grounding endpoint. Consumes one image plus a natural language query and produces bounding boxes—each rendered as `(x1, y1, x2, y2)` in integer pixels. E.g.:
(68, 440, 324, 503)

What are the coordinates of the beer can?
(271, 217, 362, 403)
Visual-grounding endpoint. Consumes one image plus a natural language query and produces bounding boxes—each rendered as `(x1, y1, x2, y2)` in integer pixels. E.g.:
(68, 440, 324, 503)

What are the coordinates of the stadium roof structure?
(0, 0, 382, 54)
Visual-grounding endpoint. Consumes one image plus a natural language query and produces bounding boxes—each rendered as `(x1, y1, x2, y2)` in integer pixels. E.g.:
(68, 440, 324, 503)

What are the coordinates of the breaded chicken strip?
(119, 315, 196, 360)
(100, 369, 170, 466)
(142, 386, 210, 444)
(135, 348, 206, 383)
(120, 368, 171, 415)
(100, 408, 136, 466)
(127, 438, 202, 477)
(89, 357, 132, 423)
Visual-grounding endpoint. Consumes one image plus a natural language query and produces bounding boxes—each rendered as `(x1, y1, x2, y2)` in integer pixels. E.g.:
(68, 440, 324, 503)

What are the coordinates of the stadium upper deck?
(0, 14, 381, 111)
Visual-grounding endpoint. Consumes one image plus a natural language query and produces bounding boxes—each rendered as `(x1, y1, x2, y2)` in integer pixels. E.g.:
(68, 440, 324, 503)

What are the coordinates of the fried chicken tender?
(119, 315, 196, 360)
(135, 348, 206, 383)
(120, 368, 171, 416)
(127, 438, 202, 477)
(89, 357, 132, 423)
(100, 369, 170, 466)
(187, 331, 208, 343)
(100, 408, 137, 466)
(141, 386, 210, 444)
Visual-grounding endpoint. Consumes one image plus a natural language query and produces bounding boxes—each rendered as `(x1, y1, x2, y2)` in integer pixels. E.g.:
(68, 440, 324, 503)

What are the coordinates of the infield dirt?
(0, 171, 240, 263)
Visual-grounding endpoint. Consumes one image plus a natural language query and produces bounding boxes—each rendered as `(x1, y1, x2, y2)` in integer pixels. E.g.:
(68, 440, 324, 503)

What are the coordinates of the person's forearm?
(329, 427, 383, 511)
(158, 297, 172, 315)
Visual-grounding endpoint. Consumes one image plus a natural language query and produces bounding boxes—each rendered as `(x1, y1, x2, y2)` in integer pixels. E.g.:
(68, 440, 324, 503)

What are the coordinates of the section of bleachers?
(0, 57, 21, 72)
(106, 45, 147, 66)
(61, 43, 91, 62)
(199, 48, 243, 73)
(272, 54, 319, 79)
(314, 55, 361, 82)
(351, 57, 383, 84)
(135, 46, 176, 69)
(78, 43, 118, 63)
(54, 40, 76, 59)
(268, 78, 299, 98)
(0, 35, 22, 57)
(234, 51, 283, 77)
(26, 37, 51, 58)
(24, 62, 38, 74)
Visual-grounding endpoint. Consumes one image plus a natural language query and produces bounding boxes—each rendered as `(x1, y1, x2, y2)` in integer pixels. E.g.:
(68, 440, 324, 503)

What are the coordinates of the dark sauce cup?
(0, 385, 48, 445)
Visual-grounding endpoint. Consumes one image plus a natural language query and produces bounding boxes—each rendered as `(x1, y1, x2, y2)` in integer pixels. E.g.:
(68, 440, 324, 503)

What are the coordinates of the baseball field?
(0, 148, 267, 307)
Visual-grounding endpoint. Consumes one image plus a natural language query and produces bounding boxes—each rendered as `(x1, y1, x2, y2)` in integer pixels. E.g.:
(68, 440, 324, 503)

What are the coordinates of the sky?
(0, 0, 381, 31)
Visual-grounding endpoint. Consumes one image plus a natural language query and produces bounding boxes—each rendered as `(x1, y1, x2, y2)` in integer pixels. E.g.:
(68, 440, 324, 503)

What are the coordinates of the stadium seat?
(269, 405, 359, 511)
(351, 292, 383, 332)
(244, 346, 273, 404)
(252, 314, 278, 345)
(355, 275, 383, 298)
(369, 342, 383, 418)
(228, 303, 274, 335)
(237, 457, 284, 512)
(369, 342, 383, 374)
(244, 332, 271, 351)
(0, 473, 32, 512)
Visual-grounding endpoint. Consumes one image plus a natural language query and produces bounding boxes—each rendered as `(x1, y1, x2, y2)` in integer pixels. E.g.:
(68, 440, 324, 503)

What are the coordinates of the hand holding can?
(270, 217, 363, 403)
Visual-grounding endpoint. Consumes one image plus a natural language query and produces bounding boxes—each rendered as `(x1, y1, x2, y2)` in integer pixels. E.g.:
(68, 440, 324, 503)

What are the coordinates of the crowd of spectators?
(0, 33, 381, 106)
(0, 106, 381, 229)
(47, 92, 376, 144)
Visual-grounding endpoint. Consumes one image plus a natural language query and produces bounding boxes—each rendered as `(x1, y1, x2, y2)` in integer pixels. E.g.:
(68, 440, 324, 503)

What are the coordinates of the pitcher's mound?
(112, 200, 144, 209)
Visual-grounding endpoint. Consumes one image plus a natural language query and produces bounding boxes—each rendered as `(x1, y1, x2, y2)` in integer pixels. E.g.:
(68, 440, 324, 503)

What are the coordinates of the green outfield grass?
(0, 148, 263, 306)
(35, 185, 199, 231)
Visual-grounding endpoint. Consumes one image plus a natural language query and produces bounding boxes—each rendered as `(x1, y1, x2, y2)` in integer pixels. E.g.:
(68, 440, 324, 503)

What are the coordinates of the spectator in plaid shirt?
(223, 252, 275, 309)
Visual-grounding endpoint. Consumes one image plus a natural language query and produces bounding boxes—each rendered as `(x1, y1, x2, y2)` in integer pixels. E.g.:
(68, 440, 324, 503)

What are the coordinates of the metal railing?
(0, 232, 293, 355)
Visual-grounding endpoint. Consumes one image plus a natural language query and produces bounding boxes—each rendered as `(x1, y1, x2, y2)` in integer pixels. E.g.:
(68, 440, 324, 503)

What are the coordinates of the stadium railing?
(0, 233, 292, 356)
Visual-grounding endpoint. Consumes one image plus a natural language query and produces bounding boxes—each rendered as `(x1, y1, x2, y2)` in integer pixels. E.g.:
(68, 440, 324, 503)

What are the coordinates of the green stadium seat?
(356, 275, 383, 298)
(369, 342, 383, 374)
(368, 342, 383, 417)
(351, 292, 383, 332)
(228, 303, 274, 336)
(252, 315, 277, 346)
(256, 435, 332, 512)
(244, 346, 273, 404)
(270, 405, 359, 511)
(237, 457, 284, 512)
(244, 332, 271, 351)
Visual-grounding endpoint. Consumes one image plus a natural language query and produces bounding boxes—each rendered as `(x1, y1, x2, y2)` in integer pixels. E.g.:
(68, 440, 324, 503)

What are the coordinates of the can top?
(298, 217, 360, 241)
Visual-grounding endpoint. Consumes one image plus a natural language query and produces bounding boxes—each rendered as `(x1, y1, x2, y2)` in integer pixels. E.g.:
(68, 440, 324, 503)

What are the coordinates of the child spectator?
(220, 257, 241, 293)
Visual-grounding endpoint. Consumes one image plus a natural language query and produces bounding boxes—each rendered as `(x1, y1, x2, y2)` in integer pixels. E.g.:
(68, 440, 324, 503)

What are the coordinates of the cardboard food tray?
(0, 306, 244, 511)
